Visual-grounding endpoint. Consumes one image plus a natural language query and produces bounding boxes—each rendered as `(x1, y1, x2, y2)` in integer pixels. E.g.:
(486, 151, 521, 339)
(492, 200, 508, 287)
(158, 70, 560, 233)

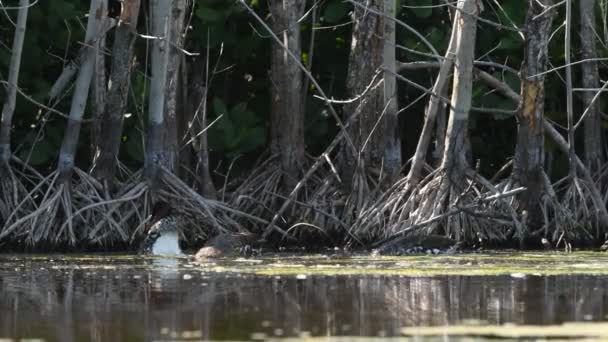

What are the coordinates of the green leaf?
(237, 126, 266, 153)
(213, 97, 228, 116)
(323, 0, 349, 24)
(196, 5, 223, 22)
(230, 102, 249, 118)
(216, 115, 237, 148)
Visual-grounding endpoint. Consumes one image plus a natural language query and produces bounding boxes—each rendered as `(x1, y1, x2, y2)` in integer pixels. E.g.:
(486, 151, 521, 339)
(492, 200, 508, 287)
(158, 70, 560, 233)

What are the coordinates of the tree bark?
(407, 19, 459, 186)
(565, 0, 576, 178)
(269, 0, 307, 191)
(90, 0, 108, 158)
(0, 0, 28, 165)
(57, 0, 105, 182)
(580, 0, 604, 173)
(512, 0, 554, 229)
(144, 0, 172, 187)
(440, 0, 479, 179)
(382, 0, 401, 183)
(90, 0, 141, 185)
(162, 0, 187, 173)
(340, 0, 386, 189)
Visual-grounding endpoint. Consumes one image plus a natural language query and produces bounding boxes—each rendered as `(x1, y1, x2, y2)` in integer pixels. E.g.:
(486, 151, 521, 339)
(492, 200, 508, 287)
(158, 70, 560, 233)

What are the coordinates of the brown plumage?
(194, 232, 259, 259)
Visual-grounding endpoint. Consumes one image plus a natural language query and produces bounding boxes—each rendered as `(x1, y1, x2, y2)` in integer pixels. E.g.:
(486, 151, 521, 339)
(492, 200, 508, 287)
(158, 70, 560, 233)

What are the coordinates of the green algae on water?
(401, 322, 608, 339)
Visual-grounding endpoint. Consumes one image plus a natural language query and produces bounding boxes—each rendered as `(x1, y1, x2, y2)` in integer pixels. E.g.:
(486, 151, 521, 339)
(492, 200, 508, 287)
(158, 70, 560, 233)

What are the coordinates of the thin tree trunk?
(144, 0, 172, 188)
(565, 0, 576, 178)
(91, 0, 141, 185)
(580, 0, 604, 173)
(407, 21, 458, 185)
(269, 0, 306, 191)
(440, 0, 479, 179)
(162, 0, 187, 172)
(512, 0, 554, 230)
(0, 0, 28, 165)
(383, 0, 401, 183)
(341, 0, 385, 189)
(58, 0, 105, 182)
(177, 54, 193, 183)
(90, 0, 108, 157)
(433, 86, 448, 167)
(189, 60, 217, 199)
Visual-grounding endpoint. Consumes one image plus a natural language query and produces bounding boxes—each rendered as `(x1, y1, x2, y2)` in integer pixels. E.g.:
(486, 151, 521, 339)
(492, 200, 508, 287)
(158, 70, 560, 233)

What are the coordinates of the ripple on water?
(0, 252, 608, 340)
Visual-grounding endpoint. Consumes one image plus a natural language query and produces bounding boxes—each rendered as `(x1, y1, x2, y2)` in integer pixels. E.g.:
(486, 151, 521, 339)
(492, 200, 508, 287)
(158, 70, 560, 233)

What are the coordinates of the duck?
(139, 202, 261, 258)
(601, 240, 608, 252)
(194, 232, 260, 260)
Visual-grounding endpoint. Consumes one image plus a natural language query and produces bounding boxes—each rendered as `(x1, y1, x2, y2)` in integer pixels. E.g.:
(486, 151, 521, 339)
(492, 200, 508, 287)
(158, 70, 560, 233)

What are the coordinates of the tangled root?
(0, 157, 43, 232)
(228, 151, 372, 245)
(554, 175, 606, 246)
(0, 168, 97, 246)
(353, 168, 523, 246)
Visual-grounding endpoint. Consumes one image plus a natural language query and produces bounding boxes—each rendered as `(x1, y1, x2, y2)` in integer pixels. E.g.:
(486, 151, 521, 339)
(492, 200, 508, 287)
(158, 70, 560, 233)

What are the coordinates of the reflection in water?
(0, 255, 607, 340)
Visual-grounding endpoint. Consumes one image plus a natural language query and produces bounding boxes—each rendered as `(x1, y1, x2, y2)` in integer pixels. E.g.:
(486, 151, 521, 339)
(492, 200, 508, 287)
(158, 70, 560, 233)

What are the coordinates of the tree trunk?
(144, 0, 172, 188)
(90, 0, 141, 185)
(90, 0, 108, 158)
(57, 0, 105, 182)
(382, 0, 401, 182)
(512, 0, 554, 229)
(580, 0, 604, 173)
(188, 59, 217, 199)
(407, 20, 459, 186)
(161, 0, 187, 173)
(269, 0, 306, 191)
(0, 0, 28, 165)
(565, 0, 576, 178)
(340, 0, 386, 189)
(440, 0, 479, 180)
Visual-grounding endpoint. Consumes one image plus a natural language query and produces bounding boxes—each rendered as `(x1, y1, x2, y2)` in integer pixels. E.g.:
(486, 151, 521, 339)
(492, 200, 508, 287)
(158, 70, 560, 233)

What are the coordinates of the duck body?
(194, 232, 259, 260)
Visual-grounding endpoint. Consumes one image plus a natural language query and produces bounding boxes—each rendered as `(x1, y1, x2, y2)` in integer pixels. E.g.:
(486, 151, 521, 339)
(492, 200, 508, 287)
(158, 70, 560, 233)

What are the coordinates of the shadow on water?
(0, 253, 608, 340)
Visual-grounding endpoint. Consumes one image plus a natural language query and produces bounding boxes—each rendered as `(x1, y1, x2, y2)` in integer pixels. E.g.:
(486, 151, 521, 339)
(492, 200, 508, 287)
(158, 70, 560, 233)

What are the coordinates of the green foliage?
(208, 98, 266, 158)
(323, 0, 350, 24)
(0, 0, 601, 181)
(406, 0, 433, 19)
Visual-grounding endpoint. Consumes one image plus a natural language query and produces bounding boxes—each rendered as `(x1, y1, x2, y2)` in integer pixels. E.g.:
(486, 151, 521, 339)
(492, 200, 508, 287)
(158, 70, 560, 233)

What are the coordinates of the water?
(1, 252, 608, 341)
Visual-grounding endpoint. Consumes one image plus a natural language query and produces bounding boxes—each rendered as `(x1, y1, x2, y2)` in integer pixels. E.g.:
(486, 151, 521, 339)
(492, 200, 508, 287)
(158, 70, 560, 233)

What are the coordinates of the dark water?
(1, 253, 608, 341)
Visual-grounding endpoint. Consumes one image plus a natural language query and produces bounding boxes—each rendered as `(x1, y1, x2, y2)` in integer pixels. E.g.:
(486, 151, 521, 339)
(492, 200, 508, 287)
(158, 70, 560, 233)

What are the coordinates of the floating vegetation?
(401, 322, 608, 339)
(5, 251, 608, 277)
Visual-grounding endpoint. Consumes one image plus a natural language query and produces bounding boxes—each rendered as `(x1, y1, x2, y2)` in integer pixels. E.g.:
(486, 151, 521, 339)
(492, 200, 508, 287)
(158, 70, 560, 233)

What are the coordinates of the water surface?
(1, 252, 608, 341)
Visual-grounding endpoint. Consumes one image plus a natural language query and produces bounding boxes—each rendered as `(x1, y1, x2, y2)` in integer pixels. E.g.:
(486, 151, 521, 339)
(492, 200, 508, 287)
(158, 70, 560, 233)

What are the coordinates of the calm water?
(1, 252, 608, 341)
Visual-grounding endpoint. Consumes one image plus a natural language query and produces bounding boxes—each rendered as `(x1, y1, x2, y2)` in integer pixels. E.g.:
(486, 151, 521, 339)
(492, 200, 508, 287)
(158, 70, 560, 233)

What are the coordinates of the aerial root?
(229, 154, 337, 240)
(90, 168, 263, 249)
(1, 170, 76, 246)
(230, 155, 286, 225)
(353, 168, 523, 246)
(555, 175, 605, 245)
(0, 158, 43, 232)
